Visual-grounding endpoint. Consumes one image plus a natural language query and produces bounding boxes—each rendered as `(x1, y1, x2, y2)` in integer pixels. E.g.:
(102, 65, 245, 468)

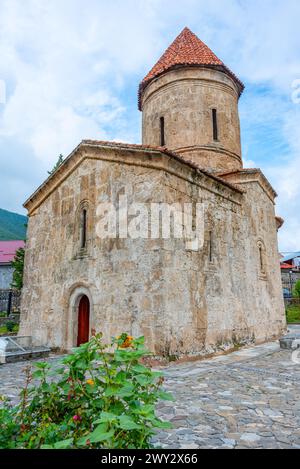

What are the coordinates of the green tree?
(48, 154, 64, 175)
(293, 279, 300, 298)
(11, 247, 25, 290)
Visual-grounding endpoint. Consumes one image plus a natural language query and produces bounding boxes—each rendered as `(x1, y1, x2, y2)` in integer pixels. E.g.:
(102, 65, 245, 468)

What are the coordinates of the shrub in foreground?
(293, 280, 300, 298)
(0, 333, 173, 449)
(5, 321, 17, 332)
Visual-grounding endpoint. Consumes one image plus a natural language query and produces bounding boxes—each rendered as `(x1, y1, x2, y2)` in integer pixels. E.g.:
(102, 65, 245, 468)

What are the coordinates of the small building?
(0, 241, 25, 290)
(280, 252, 300, 289)
(281, 252, 300, 271)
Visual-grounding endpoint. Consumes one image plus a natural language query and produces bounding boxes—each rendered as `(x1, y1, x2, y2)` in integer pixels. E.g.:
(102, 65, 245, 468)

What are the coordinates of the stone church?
(20, 28, 286, 355)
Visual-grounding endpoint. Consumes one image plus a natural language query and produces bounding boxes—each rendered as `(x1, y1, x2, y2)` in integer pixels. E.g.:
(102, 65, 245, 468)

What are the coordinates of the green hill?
(0, 208, 27, 241)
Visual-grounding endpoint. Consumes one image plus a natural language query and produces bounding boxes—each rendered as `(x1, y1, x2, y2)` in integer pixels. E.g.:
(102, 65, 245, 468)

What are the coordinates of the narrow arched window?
(160, 116, 165, 146)
(259, 244, 263, 271)
(257, 240, 266, 276)
(80, 208, 87, 249)
(75, 200, 90, 258)
(209, 231, 213, 262)
(212, 109, 218, 141)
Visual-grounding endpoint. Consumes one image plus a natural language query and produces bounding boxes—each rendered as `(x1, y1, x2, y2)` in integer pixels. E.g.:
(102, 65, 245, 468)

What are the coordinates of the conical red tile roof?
(138, 27, 244, 109)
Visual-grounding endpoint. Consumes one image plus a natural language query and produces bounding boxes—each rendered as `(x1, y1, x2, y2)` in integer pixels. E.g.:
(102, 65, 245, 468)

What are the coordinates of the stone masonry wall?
(141, 68, 242, 173)
(20, 146, 285, 355)
(236, 179, 286, 343)
(21, 151, 170, 350)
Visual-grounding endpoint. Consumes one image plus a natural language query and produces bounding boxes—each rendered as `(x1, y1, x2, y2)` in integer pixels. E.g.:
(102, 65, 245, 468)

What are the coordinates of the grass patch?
(0, 323, 19, 335)
(286, 304, 300, 323)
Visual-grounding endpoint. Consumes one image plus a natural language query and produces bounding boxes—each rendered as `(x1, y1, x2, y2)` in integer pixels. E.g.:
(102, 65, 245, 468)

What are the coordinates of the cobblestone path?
(154, 329, 300, 449)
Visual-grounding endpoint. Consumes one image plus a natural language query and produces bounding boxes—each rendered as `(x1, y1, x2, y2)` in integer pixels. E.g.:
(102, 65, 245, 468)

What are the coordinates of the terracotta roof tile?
(82, 140, 243, 194)
(138, 27, 244, 109)
(24, 140, 243, 208)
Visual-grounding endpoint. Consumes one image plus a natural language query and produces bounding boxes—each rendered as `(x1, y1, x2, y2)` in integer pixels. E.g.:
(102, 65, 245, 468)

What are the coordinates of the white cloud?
(243, 159, 257, 169)
(0, 0, 299, 251)
(266, 105, 300, 251)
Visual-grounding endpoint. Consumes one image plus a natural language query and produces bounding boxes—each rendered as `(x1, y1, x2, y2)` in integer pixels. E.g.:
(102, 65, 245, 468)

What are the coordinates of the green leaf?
(135, 375, 152, 386)
(151, 371, 163, 378)
(115, 383, 134, 398)
(115, 371, 128, 383)
(74, 359, 88, 370)
(133, 336, 145, 345)
(62, 355, 74, 364)
(32, 370, 44, 379)
(151, 418, 173, 429)
(158, 391, 174, 401)
(114, 349, 146, 362)
(93, 398, 106, 409)
(134, 404, 155, 416)
(34, 362, 50, 369)
(41, 382, 51, 392)
(109, 401, 125, 415)
(58, 382, 71, 392)
(114, 350, 134, 363)
(131, 364, 150, 374)
(76, 435, 91, 447)
(104, 385, 119, 397)
(87, 425, 115, 443)
(51, 367, 65, 375)
(53, 438, 73, 449)
(93, 412, 117, 424)
(117, 415, 142, 431)
(41, 444, 54, 449)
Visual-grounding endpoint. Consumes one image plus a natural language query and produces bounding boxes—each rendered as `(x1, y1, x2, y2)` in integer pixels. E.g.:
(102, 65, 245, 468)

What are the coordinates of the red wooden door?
(77, 295, 90, 346)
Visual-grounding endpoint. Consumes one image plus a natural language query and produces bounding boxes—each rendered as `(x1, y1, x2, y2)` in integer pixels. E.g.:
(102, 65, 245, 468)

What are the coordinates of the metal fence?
(284, 297, 300, 308)
(0, 289, 21, 316)
(282, 278, 298, 296)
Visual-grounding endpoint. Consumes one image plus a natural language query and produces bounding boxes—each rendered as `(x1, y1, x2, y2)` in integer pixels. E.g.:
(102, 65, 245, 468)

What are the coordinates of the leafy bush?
(0, 333, 173, 449)
(5, 321, 17, 332)
(293, 280, 300, 298)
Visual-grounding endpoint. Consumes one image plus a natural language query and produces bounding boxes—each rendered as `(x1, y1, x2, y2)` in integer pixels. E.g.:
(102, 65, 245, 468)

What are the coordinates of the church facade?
(20, 28, 286, 355)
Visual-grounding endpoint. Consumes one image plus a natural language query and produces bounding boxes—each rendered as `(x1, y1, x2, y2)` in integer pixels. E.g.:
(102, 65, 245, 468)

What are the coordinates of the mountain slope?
(0, 208, 27, 241)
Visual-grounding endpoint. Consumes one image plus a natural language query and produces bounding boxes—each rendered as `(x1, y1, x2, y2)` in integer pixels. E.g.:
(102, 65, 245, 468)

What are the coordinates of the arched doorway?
(77, 295, 90, 346)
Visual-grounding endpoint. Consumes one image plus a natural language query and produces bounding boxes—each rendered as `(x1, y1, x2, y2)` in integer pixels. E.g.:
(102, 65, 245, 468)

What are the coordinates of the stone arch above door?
(67, 284, 94, 350)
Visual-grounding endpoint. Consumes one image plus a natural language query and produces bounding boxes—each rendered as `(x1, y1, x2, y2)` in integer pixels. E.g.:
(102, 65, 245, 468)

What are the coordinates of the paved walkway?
(155, 326, 300, 449)
(1, 326, 300, 449)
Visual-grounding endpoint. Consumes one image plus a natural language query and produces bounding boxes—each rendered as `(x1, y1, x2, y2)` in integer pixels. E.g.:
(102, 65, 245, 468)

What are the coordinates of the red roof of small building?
(138, 27, 244, 109)
(0, 240, 25, 264)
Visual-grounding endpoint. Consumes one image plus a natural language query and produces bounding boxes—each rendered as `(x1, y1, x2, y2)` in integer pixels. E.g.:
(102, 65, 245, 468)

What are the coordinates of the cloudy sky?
(0, 0, 299, 251)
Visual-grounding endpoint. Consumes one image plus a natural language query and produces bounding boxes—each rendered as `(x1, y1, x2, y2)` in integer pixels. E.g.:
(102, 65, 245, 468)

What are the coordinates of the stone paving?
(0, 325, 300, 449)
(154, 325, 300, 449)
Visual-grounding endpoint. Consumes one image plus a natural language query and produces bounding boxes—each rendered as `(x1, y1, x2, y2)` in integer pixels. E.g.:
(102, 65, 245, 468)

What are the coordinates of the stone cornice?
(140, 65, 243, 110)
(141, 66, 240, 110)
(177, 144, 242, 164)
(218, 169, 277, 203)
(275, 216, 284, 230)
(24, 141, 243, 216)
